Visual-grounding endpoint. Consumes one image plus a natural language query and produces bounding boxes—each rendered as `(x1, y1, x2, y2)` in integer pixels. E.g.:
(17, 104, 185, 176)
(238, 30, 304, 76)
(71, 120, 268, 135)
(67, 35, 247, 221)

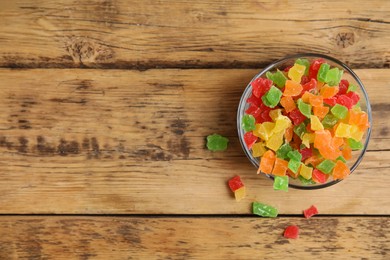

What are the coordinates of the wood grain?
(0, 216, 388, 259)
(1, 0, 390, 69)
(0, 68, 388, 214)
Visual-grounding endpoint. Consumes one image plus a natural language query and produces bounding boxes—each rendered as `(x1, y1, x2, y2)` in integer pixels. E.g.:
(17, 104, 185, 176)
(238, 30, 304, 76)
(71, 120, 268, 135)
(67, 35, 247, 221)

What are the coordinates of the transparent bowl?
(237, 53, 372, 189)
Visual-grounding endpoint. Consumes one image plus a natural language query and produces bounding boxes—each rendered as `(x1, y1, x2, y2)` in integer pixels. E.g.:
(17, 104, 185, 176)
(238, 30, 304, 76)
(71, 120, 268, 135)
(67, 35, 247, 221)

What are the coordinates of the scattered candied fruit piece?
(284, 225, 299, 239)
(303, 205, 319, 218)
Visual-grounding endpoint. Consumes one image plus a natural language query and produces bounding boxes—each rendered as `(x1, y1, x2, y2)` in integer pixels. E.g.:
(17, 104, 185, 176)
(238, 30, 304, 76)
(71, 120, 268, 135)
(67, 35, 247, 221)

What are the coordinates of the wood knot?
(336, 32, 355, 48)
(65, 37, 114, 65)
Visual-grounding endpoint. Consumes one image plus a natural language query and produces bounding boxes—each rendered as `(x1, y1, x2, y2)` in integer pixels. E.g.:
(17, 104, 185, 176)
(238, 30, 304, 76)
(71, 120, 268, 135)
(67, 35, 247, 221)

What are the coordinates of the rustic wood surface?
(0, 0, 389, 259)
(0, 216, 388, 259)
(0, 0, 390, 69)
(0, 69, 388, 215)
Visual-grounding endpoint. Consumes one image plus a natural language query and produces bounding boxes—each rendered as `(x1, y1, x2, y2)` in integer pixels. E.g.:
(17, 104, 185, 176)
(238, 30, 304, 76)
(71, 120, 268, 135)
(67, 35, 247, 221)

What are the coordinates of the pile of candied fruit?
(242, 58, 369, 186)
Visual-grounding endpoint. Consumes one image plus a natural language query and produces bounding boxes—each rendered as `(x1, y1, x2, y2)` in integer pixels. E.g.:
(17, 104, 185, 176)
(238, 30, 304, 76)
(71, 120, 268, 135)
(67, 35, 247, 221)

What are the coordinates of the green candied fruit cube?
(317, 63, 330, 82)
(287, 150, 302, 162)
(347, 138, 364, 150)
(322, 114, 338, 128)
(297, 99, 312, 118)
(242, 114, 256, 132)
(276, 143, 293, 159)
(261, 94, 273, 107)
(316, 159, 336, 174)
(347, 84, 358, 93)
(273, 176, 289, 191)
(336, 156, 347, 163)
(298, 175, 316, 185)
(288, 159, 301, 174)
(272, 70, 288, 88)
(295, 58, 310, 75)
(206, 134, 229, 151)
(263, 86, 282, 108)
(331, 104, 348, 119)
(294, 122, 306, 138)
(266, 71, 274, 80)
(325, 68, 343, 86)
(252, 202, 278, 218)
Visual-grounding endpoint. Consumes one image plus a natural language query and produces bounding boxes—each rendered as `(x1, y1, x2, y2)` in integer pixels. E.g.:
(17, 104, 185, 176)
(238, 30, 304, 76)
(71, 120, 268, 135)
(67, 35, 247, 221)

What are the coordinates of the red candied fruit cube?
(346, 91, 360, 105)
(323, 97, 337, 106)
(228, 175, 244, 192)
(336, 95, 353, 109)
(244, 131, 258, 149)
(299, 147, 313, 161)
(303, 205, 319, 219)
(284, 225, 299, 239)
(338, 79, 349, 95)
(251, 78, 273, 98)
(247, 94, 262, 107)
(255, 110, 273, 124)
(309, 59, 325, 79)
(302, 78, 317, 94)
(301, 75, 310, 85)
(288, 109, 307, 125)
(245, 104, 262, 118)
(312, 169, 329, 184)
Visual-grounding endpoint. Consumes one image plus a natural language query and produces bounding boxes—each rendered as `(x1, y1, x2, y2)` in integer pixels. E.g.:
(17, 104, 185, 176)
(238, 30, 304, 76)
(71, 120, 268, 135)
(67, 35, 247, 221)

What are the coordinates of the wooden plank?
(1, 0, 390, 69)
(0, 216, 388, 259)
(0, 69, 388, 214)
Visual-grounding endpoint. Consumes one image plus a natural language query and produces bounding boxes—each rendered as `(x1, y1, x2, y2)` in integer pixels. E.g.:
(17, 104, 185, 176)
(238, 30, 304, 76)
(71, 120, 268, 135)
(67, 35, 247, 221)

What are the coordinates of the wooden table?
(0, 0, 389, 259)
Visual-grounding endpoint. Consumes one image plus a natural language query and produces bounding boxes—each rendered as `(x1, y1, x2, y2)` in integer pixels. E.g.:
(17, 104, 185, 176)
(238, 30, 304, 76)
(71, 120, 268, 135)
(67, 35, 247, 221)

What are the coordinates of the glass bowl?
(237, 53, 372, 189)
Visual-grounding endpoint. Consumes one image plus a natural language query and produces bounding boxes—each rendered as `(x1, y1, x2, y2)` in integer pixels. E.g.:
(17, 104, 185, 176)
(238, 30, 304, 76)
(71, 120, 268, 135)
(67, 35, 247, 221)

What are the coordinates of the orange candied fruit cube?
(313, 106, 329, 119)
(305, 155, 324, 167)
(319, 146, 341, 160)
(314, 130, 332, 150)
(309, 95, 323, 107)
(314, 130, 341, 160)
(331, 137, 344, 149)
(271, 158, 289, 176)
(258, 150, 275, 174)
(348, 110, 362, 125)
(280, 96, 297, 113)
(320, 85, 339, 98)
(358, 113, 370, 132)
(332, 160, 350, 180)
(316, 81, 325, 91)
(342, 146, 352, 160)
(301, 91, 313, 103)
(284, 80, 303, 97)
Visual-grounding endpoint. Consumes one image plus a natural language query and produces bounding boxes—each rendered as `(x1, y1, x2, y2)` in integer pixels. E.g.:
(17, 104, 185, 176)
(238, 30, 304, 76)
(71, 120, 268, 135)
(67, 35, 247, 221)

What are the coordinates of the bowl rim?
(237, 53, 372, 190)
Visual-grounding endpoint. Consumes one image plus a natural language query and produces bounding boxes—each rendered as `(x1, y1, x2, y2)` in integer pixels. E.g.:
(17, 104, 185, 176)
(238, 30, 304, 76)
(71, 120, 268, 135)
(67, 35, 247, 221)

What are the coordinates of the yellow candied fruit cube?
(252, 124, 263, 138)
(299, 164, 313, 180)
(266, 130, 284, 151)
(269, 109, 282, 121)
(302, 133, 315, 148)
(350, 125, 364, 141)
(253, 122, 275, 141)
(335, 123, 352, 138)
(252, 124, 265, 140)
(234, 186, 246, 202)
(252, 142, 267, 157)
(310, 115, 324, 131)
(288, 63, 306, 83)
(273, 116, 292, 133)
